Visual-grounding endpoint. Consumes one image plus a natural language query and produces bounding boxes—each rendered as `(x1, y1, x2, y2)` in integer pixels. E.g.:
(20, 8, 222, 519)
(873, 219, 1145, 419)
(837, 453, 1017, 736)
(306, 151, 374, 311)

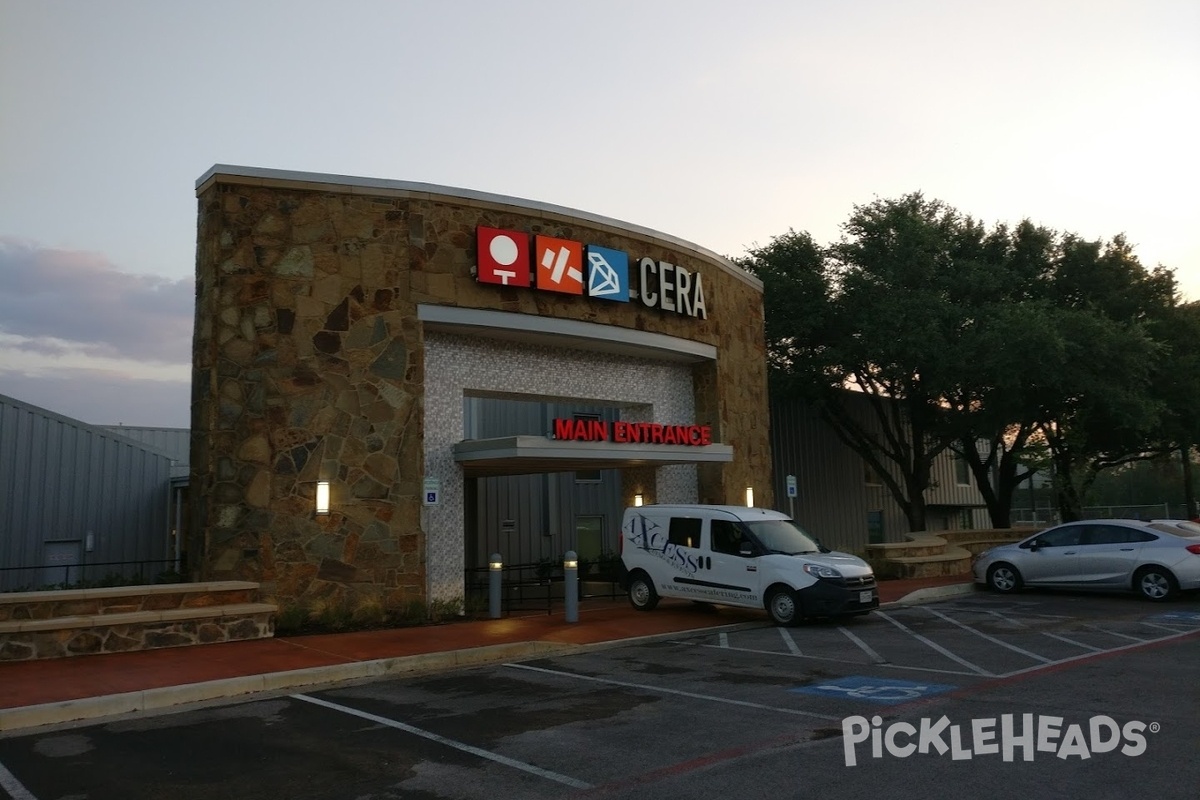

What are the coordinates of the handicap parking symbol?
(790, 676, 956, 705)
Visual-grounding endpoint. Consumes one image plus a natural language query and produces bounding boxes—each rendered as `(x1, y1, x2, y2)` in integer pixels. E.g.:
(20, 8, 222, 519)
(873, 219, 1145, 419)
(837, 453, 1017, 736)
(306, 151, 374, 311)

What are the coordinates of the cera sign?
(553, 418, 713, 446)
(477, 226, 708, 319)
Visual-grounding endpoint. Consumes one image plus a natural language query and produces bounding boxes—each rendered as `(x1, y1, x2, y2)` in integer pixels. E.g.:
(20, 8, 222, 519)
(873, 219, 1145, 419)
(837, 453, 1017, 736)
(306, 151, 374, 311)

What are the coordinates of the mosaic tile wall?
(423, 331, 698, 602)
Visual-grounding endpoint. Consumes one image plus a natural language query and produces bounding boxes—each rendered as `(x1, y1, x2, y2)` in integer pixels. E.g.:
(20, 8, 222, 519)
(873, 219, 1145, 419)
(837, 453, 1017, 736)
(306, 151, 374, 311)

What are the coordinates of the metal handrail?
(0, 559, 186, 593)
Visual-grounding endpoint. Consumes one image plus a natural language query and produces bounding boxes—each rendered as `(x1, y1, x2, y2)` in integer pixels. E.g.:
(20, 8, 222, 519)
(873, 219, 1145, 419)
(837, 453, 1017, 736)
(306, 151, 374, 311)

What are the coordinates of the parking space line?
(505, 663, 840, 721)
(837, 625, 885, 664)
(1138, 621, 1193, 634)
(0, 759, 38, 800)
(1040, 632, 1103, 652)
(875, 610, 992, 675)
(970, 609, 1031, 627)
(995, 626, 1199, 679)
(290, 693, 592, 790)
(1084, 624, 1147, 643)
(924, 607, 1052, 663)
(697, 642, 980, 677)
(778, 628, 802, 656)
(718, 632, 730, 648)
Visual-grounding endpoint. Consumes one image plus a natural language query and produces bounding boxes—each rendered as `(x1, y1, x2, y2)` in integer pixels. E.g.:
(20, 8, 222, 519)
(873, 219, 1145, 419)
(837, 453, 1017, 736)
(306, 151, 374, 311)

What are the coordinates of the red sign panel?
(477, 227, 531, 286)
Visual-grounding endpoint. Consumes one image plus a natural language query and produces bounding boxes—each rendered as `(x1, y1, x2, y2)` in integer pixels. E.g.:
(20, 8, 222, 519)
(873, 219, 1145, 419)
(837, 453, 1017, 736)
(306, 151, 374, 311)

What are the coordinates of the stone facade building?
(190, 166, 771, 613)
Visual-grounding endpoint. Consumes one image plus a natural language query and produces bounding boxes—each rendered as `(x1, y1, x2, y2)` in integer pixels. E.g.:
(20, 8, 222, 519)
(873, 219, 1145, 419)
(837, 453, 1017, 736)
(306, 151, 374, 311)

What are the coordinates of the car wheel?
(987, 563, 1023, 594)
(627, 572, 659, 611)
(1134, 566, 1178, 602)
(766, 587, 800, 626)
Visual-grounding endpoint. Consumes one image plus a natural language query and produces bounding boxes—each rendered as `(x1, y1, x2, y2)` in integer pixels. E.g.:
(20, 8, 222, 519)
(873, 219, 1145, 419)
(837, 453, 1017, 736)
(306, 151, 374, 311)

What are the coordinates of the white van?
(619, 504, 878, 625)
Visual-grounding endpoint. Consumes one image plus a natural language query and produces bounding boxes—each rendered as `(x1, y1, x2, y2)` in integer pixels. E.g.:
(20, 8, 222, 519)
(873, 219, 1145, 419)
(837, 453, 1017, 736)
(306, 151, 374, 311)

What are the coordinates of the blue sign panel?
(790, 676, 956, 705)
(585, 245, 630, 302)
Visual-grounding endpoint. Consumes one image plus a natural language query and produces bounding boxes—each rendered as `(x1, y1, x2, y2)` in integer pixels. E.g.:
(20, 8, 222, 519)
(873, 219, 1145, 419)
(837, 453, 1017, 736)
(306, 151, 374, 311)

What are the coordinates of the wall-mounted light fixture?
(634, 493, 644, 507)
(745, 487, 754, 507)
(316, 481, 330, 515)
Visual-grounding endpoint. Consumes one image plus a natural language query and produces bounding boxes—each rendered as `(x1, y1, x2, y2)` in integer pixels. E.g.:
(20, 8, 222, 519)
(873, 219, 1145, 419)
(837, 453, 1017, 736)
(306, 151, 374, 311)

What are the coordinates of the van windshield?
(743, 519, 822, 555)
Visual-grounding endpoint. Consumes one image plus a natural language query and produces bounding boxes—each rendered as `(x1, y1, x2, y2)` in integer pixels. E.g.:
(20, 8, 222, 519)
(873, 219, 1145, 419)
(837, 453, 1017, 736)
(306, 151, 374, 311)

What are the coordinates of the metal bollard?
(489, 553, 503, 619)
(563, 550, 579, 623)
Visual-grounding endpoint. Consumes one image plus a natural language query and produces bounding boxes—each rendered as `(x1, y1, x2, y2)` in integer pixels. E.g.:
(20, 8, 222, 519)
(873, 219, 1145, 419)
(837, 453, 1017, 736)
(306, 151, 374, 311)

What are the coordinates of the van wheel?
(766, 587, 800, 626)
(628, 572, 659, 611)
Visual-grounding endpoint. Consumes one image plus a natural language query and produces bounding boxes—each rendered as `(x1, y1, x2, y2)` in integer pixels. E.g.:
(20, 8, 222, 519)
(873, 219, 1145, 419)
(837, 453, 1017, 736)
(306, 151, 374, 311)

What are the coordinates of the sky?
(1, 0, 1197, 428)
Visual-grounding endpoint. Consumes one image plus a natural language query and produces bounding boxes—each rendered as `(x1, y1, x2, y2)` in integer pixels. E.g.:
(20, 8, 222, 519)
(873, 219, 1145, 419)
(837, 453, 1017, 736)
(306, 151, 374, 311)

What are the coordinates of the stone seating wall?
(866, 528, 1038, 579)
(0, 581, 276, 661)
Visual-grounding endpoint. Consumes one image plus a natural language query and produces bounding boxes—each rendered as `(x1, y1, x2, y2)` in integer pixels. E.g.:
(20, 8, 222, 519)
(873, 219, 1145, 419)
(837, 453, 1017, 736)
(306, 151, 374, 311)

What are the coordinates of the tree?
(943, 220, 1059, 527)
(746, 194, 993, 533)
(1034, 235, 1175, 520)
(1144, 301, 1200, 517)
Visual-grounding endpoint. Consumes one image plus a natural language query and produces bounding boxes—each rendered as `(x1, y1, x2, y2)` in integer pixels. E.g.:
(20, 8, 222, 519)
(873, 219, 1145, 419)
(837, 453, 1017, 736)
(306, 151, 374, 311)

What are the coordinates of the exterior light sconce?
(316, 481, 331, 515)
(634, 493, 644, 507)
(745, 487, 754, 507)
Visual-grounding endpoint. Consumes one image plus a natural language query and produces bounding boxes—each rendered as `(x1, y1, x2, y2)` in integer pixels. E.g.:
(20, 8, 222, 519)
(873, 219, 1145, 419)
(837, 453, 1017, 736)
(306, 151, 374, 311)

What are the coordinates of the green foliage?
(272, 593, 468, 636)
(754, 191, 1189, 528)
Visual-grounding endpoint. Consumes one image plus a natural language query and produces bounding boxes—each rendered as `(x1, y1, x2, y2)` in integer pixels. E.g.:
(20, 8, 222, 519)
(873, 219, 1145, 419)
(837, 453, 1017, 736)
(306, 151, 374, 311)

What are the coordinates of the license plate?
(859, 590, 873, 604)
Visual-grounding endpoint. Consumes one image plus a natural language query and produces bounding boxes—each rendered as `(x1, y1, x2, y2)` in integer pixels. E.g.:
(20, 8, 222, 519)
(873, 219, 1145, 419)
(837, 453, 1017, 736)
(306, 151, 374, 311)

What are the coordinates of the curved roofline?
(195, 164, 762, 291)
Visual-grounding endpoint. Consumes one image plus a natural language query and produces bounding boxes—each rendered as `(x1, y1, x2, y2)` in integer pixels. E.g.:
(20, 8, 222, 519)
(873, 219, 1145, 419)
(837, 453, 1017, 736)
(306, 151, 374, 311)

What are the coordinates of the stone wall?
(192, 169, 772, 613)
(0, 582, 275, 661)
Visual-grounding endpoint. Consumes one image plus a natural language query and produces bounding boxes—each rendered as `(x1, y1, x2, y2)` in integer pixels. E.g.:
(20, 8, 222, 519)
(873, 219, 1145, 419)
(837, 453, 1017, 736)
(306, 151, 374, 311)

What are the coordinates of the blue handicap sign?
(791, 675, 956, 705)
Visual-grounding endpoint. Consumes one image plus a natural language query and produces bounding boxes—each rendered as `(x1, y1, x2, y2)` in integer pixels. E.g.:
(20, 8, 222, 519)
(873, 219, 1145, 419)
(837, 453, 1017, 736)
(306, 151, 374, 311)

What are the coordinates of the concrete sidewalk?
(0, 575, 975, 733)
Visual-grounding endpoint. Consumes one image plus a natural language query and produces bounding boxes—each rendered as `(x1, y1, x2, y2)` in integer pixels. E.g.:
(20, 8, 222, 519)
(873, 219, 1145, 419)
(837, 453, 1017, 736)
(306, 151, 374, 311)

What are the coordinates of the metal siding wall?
(769, 399, 874, 553)
(0, 395, 172, 590)
(770, 394, 989, 548)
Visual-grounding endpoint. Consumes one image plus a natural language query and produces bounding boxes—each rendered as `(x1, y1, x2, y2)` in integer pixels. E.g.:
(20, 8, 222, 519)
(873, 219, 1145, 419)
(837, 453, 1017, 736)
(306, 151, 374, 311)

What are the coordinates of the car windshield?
(743, 519, 822, 555)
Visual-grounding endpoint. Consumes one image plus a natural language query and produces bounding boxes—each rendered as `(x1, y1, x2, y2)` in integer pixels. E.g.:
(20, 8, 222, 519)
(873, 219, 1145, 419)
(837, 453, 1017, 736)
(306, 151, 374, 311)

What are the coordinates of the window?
(668, 517, 701, 548)
(1085, 525, 1157, 545)
(954, 453, 971, 486)
(711, 519, 746, 556)
(1035, 526, 1083, 548)
(867, 511, 884, 544)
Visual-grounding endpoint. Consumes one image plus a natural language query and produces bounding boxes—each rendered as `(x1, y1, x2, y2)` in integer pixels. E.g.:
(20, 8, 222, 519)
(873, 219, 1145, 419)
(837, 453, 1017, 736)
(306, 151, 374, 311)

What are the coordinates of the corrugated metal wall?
(769, 393, 987, 552)
(102, 426, 190, 475)
(465, 397, 622, 571)
(0, 394, 173, 591)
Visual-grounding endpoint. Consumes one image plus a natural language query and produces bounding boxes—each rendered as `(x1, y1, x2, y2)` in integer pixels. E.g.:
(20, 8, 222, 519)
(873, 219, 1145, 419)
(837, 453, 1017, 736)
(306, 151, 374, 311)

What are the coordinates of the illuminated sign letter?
(639, 257, 658, 308)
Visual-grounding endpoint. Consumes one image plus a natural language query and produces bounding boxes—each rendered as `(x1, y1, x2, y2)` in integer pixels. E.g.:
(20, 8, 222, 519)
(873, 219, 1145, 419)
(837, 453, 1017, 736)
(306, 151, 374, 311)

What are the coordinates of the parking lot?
(2, 591, 1199, 799)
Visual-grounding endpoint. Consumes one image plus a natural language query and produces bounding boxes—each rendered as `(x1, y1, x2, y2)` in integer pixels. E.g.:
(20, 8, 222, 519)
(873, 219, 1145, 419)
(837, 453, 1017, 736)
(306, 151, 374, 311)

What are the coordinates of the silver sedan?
(973, 519, 1200, 601)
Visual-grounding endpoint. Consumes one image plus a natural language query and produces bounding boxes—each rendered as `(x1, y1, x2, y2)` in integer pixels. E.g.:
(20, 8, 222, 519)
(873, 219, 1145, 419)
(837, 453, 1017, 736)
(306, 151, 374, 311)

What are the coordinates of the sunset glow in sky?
(1, 0, 1197, 427)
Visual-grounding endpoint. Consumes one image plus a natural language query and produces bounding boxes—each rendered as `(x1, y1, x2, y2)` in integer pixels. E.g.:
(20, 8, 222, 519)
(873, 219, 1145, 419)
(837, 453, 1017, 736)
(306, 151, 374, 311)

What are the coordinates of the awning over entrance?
(453, 436, 734, 477)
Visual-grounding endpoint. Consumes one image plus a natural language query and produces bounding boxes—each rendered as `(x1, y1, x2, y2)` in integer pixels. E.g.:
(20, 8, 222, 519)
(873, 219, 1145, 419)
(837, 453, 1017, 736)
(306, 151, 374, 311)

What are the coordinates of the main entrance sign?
(553, 418, 713, 446)
(476, 227, 706, 318)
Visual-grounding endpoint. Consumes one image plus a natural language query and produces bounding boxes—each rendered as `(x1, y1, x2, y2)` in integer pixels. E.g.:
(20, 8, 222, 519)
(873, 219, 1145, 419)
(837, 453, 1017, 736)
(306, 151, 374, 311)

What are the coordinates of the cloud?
(0, 236, 193, 364)
(0, 368, 190, 428)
